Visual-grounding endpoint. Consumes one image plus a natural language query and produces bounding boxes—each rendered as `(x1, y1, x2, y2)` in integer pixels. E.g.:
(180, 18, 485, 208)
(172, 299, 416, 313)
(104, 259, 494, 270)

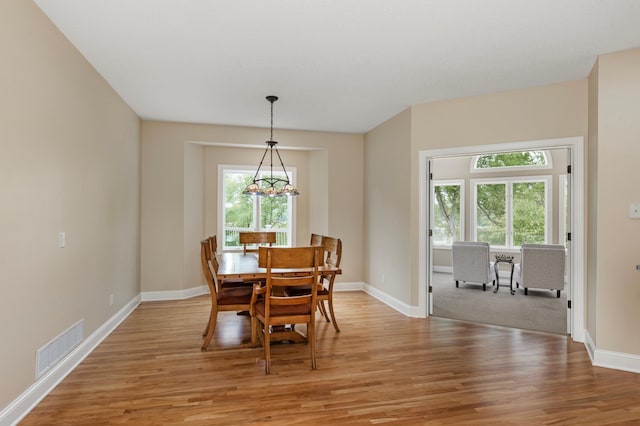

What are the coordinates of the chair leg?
(309, 320, 316, 370)
(250, 315, 258, 347)
(264, 326, 271, 375)
(327, 296, 340, 332)
(557, 290, 561, 298)
(202, 311, 212, 337)
(524, 288, 528, 295)
(455, 280, 459, 288)
(482, 283, 486, 291)
(318, 300, 330, 322)
(201, 311, 217, 351)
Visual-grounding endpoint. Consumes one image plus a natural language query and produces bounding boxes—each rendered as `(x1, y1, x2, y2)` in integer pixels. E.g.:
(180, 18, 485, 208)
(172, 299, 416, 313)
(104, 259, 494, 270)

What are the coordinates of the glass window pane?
(475, 151, 547, 169)
(260, 196, 289, 245)
(433, 184, 461, 245)
(476, 183, 506, 245)
(223, 171, 255, 248)
(258, 171, 290, 246)
(512, 181, 546, 245)
(220, 167, 295, 250)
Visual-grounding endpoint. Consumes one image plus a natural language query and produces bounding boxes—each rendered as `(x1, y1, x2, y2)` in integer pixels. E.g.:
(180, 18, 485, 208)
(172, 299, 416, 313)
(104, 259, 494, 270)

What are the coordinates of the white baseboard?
(0, 295, 141, 426)
(584, 330, 640, 374)
(141, 285, 208, 301)
(362, 283, 421, 317)
(334, 281, 364, 292)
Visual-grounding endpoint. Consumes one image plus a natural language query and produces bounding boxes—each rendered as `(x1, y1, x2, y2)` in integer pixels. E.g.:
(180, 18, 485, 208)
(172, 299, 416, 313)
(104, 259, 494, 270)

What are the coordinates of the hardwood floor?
(21, 292, 640, 425)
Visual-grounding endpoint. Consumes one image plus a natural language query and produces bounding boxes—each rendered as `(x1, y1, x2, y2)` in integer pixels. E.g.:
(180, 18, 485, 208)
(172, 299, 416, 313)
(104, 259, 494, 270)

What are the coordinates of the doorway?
(418, 137, 585, 340)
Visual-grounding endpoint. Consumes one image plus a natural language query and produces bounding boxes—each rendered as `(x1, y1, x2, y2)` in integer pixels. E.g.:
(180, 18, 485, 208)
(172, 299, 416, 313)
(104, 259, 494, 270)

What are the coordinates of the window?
(471, 151, 551, 173)
(219, 166, 295, 251)
(432, 180, 464, 246)
(471, 176, 551, 249)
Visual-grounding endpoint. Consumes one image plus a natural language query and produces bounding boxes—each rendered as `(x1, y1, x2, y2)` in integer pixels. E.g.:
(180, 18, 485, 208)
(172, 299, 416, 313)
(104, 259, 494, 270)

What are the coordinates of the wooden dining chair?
(200, 240, 253, 351)
(250, 246, 322, 374)
(310, 233, 325, 246)
(207, 234, 218, 258)
(202, 236, 248, 291)
(239, 231, 276, 254)
(317, 236, 342, 332)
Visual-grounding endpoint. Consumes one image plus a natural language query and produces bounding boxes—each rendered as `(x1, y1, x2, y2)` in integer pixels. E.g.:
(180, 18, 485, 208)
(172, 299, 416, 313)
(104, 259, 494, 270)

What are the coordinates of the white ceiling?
(34, 0, 640, 134)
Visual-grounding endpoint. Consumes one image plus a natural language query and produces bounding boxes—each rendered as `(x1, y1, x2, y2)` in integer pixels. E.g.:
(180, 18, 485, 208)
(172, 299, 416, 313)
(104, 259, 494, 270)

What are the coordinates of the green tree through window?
(475, 151, 547, 169)
(433, 182, 462, 245)
(476, 183, 506, 245)
(473, 177, 549, 248)
(222, 168, 294, 249)
(512, 182, 545, 245)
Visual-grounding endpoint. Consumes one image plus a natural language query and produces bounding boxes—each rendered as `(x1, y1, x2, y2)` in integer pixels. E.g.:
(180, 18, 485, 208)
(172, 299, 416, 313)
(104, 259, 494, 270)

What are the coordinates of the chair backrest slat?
(323, 236, 342, 269)
(200, 239, 219, 298)
(310, 233, 324, 246)
(239, 231, 276, 254)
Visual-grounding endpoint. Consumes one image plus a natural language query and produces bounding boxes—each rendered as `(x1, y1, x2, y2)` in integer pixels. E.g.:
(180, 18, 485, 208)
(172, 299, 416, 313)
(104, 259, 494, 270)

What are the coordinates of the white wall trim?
(362, 283, 422, 318)
(334, 281, 365, 292)
(584, 330, 640, 374)
(584, 329, 597, 363)
(141, 285, 209, 302)
(0, 295, 141, 426)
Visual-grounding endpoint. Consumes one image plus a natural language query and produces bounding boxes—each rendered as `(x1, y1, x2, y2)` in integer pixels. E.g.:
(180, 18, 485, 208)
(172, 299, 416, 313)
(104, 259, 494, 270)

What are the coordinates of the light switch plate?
(630, 203, 640, 219)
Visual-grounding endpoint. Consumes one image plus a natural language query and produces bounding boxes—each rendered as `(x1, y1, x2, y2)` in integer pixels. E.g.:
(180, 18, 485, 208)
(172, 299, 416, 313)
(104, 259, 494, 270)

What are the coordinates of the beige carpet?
(431, 271, 567, 335)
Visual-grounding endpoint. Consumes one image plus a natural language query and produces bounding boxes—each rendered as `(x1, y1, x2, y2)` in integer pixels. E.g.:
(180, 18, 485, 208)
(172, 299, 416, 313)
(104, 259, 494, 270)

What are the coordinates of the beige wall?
(591, 48, 640, 354)
(184, 143, 205, 290)
(141, 121, 363, 291)
(364, 108, 413, 302)
(365, 80, 588, 309)
(0, 0, 141, 408)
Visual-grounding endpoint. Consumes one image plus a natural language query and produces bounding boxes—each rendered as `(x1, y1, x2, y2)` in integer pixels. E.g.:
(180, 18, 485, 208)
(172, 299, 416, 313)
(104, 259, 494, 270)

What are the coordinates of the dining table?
(217, 249, 342, 345)
(217, 250, 342, 281)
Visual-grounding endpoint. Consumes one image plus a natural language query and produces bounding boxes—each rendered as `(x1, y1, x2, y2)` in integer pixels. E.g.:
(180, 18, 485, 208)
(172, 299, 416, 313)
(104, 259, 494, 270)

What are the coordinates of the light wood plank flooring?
(21, 292, 640, 425)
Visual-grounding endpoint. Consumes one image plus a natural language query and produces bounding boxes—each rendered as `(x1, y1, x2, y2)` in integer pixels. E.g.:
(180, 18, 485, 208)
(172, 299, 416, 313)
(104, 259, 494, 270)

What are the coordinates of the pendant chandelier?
(242, 96, 299, 197)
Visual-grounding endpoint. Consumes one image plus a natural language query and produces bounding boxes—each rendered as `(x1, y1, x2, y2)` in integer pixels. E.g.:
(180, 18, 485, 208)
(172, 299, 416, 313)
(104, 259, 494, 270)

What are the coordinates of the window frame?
(218, 164, 297, 251)
(431, 179, 465, 247)
(470, 150, 553, 174)
(471, 175, 552, 250)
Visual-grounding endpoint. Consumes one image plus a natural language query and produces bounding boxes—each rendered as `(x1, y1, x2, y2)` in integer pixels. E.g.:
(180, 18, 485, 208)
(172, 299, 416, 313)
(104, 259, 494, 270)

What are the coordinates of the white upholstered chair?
(513, 244, 566, 298)
(451, 241, 496, 291)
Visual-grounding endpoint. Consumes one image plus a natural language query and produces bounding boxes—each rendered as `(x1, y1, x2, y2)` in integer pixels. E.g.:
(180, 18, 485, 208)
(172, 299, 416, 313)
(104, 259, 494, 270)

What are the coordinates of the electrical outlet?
(636, 265, 640, 272)
(630, 203, 640, 219)
(58, 231, 66, 248)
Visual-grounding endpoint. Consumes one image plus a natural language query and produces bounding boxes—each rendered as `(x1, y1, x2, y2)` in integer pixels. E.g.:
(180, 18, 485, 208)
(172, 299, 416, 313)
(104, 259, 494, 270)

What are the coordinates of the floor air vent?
(36, 319, 84, 378)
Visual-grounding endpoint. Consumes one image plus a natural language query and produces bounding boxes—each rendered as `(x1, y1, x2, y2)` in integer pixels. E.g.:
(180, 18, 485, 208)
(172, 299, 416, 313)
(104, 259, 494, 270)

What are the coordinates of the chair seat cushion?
(217, 286, 253, 305)
(254, 299, 311, 317)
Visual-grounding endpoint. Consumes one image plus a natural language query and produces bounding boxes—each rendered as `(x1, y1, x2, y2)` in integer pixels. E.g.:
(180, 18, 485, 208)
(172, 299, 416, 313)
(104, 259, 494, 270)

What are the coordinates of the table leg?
(493, 262, 500, 293)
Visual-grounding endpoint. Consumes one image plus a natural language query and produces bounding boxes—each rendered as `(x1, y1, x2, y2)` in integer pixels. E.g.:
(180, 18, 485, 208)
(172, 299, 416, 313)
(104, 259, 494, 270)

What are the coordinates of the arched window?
(471, 151, 551, 172)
